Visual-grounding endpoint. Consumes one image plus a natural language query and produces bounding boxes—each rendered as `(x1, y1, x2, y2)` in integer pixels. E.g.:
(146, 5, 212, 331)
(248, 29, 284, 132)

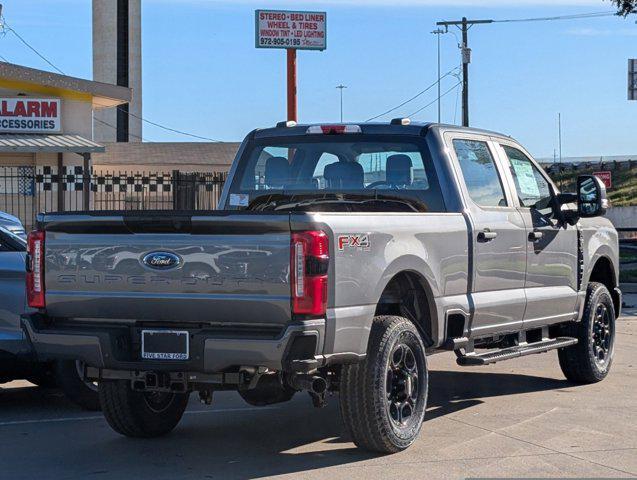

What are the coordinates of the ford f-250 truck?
(22, 121, 620, 453)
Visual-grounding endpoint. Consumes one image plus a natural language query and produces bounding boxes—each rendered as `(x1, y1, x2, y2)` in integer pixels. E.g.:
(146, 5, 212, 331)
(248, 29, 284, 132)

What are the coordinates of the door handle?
(477, 229, 498, 242)
(528, 231, 544, 242)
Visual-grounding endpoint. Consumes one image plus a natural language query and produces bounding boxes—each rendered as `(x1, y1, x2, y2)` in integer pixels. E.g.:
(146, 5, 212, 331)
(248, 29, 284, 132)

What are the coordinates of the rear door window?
(453, 139, 507, 207)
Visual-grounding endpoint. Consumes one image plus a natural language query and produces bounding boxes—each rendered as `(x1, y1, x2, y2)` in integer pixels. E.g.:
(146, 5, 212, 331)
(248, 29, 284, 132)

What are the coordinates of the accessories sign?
(0, 98, 61, 133)
(255, 10, 327, 51)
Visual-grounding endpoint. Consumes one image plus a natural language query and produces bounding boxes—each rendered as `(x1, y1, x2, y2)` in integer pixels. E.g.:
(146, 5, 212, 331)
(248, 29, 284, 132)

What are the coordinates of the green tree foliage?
(610, 0, 637, 15)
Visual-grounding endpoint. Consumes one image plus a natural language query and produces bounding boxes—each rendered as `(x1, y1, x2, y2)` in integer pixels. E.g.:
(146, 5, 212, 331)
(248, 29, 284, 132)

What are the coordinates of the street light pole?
(431, 28, 445, 123)
(336, 84, 347, 122)
(558, 112, 563, 188)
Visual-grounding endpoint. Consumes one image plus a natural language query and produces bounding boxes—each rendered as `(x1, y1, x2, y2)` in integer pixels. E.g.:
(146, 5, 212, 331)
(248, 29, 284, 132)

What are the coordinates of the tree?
(610, 0, 637, 15)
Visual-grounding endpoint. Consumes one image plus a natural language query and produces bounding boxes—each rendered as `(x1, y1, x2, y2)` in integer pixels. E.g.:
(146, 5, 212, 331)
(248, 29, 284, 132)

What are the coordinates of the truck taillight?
(27, 230, 45, 308)
(291, 231, 329, 316)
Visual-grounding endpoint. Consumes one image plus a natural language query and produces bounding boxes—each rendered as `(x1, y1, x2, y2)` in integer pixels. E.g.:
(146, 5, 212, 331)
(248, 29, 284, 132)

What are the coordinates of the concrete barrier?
(605, 206, 637, 230)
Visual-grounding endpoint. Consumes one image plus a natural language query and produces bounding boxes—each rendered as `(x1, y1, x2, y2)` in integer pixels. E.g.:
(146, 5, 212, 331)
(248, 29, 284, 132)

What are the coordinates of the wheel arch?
(374, 263, 440, 348)
(588, 254, 620, 317)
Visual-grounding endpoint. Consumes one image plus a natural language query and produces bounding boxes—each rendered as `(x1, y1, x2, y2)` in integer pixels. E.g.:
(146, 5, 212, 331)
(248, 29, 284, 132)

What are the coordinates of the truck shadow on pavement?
(0, 370, 576, 479)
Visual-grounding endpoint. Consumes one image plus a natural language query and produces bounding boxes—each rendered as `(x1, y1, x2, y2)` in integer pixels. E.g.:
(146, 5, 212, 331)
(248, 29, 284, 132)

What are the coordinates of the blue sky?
(0, 0, 635, 158)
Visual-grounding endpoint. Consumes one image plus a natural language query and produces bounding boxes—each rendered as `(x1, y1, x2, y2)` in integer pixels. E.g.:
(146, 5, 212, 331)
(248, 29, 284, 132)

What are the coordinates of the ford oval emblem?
(142, 251, 181, 270)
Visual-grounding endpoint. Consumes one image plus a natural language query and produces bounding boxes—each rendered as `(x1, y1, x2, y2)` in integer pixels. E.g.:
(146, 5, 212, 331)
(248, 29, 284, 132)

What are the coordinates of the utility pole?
(437, 18, 493, 127)
(336, 84, 347, 122)
(431, 28, 445, 123)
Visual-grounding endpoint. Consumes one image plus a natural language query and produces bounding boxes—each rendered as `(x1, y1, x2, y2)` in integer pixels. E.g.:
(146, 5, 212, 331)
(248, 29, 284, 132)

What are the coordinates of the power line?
(492, 11, 618, 24)
(0, 16, 221, 142)
(93, 116, 147, 142)
(453, 80, 460, 125)
(122, 109, 219, 142)
(407, 81, 462, 118)
(436, 10, 620, 127)
(365, 65, 461, 122)
(2, 21, 65, 74)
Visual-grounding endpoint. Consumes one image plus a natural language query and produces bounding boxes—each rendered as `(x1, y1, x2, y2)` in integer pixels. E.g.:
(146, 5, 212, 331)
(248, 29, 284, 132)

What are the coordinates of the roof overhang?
(0, 62, 131, 109)
(0, 134, 105, 153)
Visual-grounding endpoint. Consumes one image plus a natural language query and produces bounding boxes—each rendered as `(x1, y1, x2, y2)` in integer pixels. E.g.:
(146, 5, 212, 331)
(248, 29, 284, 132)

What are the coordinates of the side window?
(503, 146, 553, 216)
(453, 139, 507, 207)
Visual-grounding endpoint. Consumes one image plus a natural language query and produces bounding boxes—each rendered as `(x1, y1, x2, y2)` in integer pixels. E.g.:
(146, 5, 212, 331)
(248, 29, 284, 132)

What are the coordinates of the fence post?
(82, 153, 91, 211)
(172, 170, 179, 210)
(57, 152, 65, 212)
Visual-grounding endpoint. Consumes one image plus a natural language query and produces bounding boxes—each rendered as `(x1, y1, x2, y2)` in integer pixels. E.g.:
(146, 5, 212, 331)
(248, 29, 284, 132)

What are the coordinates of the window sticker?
(510, 159, 540, 197)
(229, 193, 249, 207)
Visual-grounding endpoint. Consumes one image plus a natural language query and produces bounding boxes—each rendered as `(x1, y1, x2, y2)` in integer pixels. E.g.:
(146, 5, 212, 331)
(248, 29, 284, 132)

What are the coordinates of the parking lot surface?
(1, 309, 636, 480)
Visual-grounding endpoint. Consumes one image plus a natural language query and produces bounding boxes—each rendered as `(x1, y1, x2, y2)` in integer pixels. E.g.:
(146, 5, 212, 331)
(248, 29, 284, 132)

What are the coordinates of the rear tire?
(99, 380, 189, 438)
(340, 315, 428, 453)
(558, 282, 616, 384)
(56, 360, 101, 411)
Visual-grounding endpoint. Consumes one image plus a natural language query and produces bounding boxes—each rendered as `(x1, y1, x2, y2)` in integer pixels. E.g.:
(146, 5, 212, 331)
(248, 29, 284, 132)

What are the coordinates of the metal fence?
(0, 166, 227, 230)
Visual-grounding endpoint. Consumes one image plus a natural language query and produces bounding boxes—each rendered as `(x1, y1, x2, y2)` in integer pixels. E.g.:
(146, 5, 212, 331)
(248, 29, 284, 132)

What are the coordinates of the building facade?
(0, 62, 130, 227)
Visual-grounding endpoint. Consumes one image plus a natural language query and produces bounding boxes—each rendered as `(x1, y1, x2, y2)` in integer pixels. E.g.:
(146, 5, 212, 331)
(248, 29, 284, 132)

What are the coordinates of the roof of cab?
(253, 121, 513, 142)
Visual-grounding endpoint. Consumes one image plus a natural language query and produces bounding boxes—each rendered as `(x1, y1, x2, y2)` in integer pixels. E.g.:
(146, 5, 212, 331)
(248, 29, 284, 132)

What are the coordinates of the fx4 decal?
(338, 234, 370, 251)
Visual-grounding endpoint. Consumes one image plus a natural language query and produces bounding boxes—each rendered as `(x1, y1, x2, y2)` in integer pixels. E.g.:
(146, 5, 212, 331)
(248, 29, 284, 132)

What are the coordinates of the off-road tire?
(340, 315, 428, 453)
(56, 360, 101, 411)
(99, 380, 189, 438)
(558, 282, 616, 384)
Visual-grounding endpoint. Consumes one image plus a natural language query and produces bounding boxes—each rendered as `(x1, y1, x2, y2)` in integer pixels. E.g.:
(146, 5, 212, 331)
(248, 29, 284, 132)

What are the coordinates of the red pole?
(286, 48, 297, 122)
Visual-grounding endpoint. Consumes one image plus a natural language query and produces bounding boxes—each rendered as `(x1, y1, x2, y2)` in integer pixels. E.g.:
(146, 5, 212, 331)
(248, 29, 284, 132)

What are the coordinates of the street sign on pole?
(255, 10, 327, 123)
(629, 59, 637, 101)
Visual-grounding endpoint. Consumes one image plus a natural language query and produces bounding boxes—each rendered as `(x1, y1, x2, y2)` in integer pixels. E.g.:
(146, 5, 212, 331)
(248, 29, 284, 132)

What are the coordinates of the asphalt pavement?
(1, 307, 636, 479)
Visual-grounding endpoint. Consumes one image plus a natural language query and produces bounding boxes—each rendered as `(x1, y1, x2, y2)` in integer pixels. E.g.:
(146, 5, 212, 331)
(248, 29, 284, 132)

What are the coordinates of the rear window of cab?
(227, 135, 447, 213)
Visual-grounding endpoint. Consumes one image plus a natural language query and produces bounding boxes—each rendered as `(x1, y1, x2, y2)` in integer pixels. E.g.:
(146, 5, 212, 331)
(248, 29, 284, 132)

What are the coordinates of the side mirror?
(577, 175, 608, 218)
(555, 192, 578, 225)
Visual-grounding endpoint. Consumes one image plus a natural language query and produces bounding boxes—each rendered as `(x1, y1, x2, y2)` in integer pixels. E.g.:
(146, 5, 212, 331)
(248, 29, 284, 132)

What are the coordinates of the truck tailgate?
(40, 212, 292, 326)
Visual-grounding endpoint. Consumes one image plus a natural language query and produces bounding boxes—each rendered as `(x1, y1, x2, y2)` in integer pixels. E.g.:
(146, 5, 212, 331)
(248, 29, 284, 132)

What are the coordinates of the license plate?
(141, 330, 189, 361)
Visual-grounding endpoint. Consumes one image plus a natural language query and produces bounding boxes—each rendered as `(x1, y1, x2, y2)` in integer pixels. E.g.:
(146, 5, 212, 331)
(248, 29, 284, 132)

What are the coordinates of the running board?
(456, 337, 578, 366)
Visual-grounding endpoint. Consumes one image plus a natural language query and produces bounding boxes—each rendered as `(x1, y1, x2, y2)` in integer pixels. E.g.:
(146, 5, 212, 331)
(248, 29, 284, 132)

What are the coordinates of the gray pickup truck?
(22, 121, 620, 453)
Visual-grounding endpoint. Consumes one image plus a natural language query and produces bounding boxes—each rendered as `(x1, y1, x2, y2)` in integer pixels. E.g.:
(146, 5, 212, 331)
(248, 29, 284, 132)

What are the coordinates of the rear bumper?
(21, 315, 326, 374)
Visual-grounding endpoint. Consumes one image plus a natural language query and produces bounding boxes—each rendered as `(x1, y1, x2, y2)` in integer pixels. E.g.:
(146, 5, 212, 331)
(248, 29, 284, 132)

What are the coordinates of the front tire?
(340, 315, 428, 453)
(558, 282, 616, 384)
(99, 380, 189, 438)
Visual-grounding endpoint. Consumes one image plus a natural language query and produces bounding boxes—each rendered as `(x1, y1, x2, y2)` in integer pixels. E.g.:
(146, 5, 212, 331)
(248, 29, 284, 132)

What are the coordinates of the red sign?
(0, 98, 61, 133)
(593, 171, 612, 189)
